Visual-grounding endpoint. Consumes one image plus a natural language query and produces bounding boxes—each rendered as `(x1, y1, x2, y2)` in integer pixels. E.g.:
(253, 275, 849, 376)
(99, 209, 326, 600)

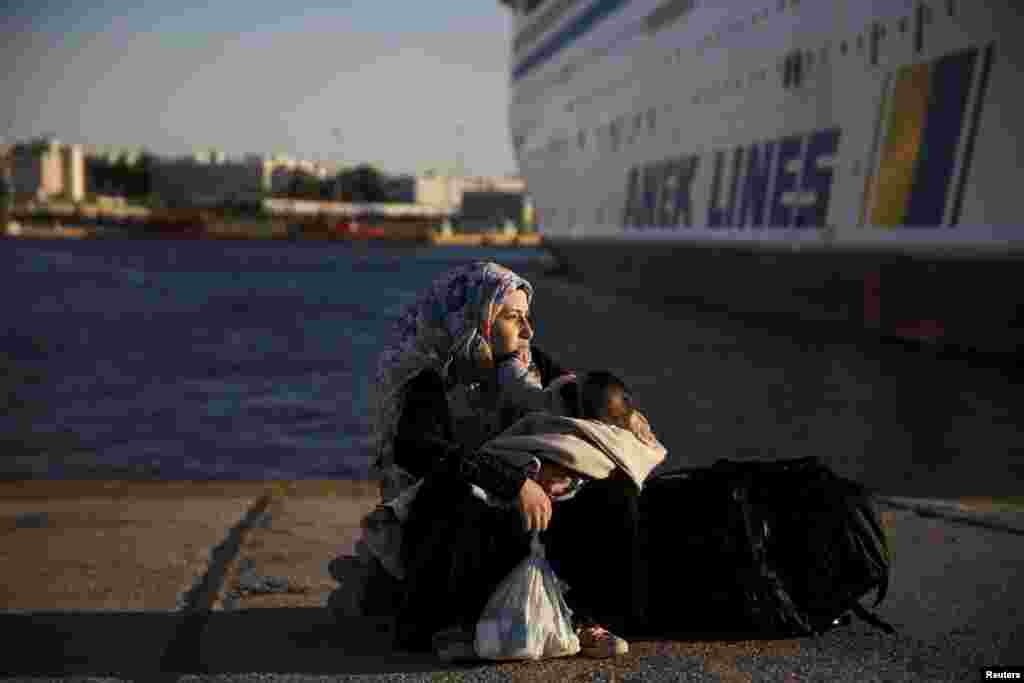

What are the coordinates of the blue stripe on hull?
(905, 48, 977, 227)
(950, 44, 995, 227)
(512, 0, 630, 81)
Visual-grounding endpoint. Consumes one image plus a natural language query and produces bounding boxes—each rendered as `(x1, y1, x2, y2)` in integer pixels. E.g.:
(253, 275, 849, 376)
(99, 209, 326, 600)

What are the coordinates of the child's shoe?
(576, 624, 629, 658)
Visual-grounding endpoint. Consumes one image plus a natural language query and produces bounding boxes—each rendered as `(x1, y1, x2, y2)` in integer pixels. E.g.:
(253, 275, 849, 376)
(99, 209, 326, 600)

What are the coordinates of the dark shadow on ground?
(2, 608, 797, 678)
(1, 609, 442, 678)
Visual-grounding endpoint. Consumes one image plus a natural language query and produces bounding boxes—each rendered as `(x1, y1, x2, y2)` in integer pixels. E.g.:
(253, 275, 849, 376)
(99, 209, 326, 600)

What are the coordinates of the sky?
(3, 0, 519, 176)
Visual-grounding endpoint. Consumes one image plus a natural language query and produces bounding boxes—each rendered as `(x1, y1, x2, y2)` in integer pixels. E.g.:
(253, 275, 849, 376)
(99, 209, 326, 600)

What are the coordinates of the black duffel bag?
(635, 456, 893, 638)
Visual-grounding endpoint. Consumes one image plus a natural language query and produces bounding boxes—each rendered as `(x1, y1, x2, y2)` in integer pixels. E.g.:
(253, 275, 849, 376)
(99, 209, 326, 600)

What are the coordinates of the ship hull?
(503, 0, 1024, 351)
(543, 237, 1023, 353)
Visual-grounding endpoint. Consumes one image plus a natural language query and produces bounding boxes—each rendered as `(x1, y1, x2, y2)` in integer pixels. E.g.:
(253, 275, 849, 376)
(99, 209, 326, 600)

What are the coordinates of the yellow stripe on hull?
(870, 63, 932, 227)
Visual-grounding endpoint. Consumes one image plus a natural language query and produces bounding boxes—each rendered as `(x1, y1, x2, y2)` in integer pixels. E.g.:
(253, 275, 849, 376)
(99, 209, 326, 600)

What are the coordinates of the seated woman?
(366, 260, 654, 661)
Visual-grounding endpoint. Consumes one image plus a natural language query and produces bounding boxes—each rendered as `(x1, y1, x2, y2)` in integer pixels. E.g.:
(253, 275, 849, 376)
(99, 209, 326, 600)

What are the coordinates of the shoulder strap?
(850, 603, 897, 634)
(732, 479, 812, 634)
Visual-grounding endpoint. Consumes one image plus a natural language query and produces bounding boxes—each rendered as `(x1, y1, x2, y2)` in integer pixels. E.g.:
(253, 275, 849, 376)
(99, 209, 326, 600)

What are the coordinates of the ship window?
(856, 34, 864, 53)
(819, 45, 828, 63)
(840, 40, 848, 55)
(785, 51, 803, 88)
(647, 108, 656, 132)
(634, 113, 643, 135)
(898, 17, 908, 33)
(577, 130, 586, 150)
(610, 120, 621, 151)
(946, 0, 955, 17)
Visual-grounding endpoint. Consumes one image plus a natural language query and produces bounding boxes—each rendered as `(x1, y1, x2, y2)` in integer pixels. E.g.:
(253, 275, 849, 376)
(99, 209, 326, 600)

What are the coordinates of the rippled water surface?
(0, 240, 548, 479)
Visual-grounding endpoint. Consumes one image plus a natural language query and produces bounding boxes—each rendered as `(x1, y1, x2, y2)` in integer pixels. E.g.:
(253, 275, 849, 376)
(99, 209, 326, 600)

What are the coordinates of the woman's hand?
(517, 477, 553, 532)
(629, 410, 662, 453)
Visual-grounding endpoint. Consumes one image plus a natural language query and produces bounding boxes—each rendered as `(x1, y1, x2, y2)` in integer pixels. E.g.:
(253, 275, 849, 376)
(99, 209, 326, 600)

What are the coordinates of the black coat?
(391, 344, 570, 502)
(390, 346, 642, 650)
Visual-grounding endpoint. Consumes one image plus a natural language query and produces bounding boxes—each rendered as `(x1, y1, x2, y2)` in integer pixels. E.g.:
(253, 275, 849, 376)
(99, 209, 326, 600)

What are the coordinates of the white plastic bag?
(474, 532, 581, 660)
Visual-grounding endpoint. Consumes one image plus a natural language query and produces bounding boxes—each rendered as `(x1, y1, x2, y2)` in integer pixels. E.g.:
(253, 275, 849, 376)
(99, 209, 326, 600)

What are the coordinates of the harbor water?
(1, 240, 549, 479)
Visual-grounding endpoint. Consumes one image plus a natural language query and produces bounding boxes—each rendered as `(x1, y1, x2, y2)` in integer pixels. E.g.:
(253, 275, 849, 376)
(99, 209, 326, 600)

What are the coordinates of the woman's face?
(490, 287, 533, 362)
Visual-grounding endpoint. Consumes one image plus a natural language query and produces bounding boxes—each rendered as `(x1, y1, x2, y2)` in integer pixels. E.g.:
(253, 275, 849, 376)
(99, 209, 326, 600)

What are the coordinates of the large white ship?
(498, 0, 1023, 351)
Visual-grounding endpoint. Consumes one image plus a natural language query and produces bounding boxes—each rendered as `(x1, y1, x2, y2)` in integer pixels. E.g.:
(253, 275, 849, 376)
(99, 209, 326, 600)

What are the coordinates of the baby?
(493, 365, 662, 501)
(556, 370, 635, 429)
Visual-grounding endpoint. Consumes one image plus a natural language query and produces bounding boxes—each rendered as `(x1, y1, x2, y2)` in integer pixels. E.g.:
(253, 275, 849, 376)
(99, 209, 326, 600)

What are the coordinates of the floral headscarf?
(371, 260, 534, 500)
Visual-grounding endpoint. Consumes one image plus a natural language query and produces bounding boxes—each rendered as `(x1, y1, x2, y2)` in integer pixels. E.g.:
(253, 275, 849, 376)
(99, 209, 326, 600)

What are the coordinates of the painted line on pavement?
(877, 496, 1024, 536)
(159, 491, 278, 675)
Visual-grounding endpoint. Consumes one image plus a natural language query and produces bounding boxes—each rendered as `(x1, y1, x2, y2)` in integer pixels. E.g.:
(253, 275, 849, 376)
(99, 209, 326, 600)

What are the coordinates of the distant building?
(9, 138, 85, 202)
(62, 144, 85, 202)
(383, 174, 417, 203)
(460, 191, 528, 230)
(151, 156, 265, 206)
(415, 174, 526, 212)
(149, 153, 334, 206)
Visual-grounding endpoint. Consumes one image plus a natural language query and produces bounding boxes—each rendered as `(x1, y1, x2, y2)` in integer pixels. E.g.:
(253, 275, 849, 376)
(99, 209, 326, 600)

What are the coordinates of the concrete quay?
(4, 264, 1023, 680)
(2, 481, 1021, 682)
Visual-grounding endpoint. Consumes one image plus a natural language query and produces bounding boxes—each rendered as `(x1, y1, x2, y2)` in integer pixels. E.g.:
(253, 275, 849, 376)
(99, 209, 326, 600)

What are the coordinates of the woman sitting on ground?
(370, 260, 656, 660)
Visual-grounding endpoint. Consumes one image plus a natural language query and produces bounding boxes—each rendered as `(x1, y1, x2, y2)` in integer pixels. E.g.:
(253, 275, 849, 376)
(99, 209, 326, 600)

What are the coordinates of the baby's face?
(601, 388, 635, 429)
